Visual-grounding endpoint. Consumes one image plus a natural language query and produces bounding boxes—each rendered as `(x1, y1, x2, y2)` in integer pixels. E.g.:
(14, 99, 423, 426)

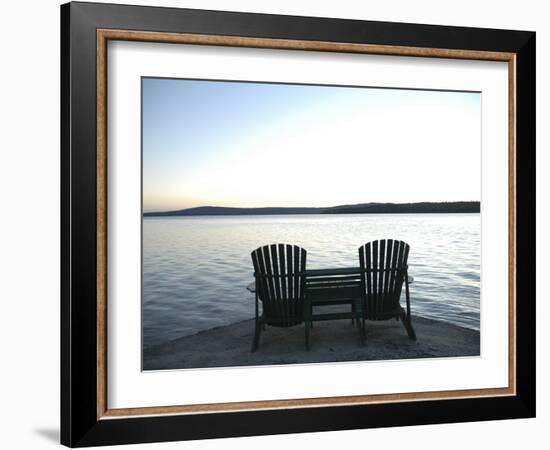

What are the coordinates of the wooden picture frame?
(61, 1, 535, 447)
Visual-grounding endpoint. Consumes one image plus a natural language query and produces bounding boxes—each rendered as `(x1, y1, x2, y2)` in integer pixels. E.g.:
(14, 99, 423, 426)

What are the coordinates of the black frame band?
(61, 2, 535, 447)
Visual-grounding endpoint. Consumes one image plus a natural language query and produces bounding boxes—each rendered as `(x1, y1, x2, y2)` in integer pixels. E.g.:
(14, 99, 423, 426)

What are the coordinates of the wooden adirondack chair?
(250, 244, 307, 351)
(358, 239, 416, 340)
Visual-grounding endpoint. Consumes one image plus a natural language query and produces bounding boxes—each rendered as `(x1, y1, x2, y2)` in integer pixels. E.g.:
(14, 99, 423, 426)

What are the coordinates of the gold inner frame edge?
(96, 28, 517, 420)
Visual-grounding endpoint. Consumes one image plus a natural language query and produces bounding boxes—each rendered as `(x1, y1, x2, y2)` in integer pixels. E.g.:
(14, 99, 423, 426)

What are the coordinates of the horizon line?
(144, 200, 480, 213)
(143, 200, 481, 215)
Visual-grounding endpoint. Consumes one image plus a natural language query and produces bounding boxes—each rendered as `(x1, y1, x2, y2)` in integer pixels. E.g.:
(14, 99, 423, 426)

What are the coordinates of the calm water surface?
(143, 214, 480, 349)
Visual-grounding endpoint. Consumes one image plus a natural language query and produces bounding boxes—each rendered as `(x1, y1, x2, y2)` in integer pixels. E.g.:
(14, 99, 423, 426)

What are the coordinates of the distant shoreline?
(143, 201, 480, 217)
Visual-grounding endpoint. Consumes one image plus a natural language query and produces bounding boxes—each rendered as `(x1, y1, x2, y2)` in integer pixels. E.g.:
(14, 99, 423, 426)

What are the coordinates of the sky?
(142, 78, 481, 212)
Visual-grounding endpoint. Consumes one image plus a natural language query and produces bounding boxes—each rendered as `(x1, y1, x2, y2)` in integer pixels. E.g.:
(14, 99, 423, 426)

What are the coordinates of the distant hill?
(323, 201, 480, 214)
(143, 202, 480, 217)
(144, 206, 323, 217)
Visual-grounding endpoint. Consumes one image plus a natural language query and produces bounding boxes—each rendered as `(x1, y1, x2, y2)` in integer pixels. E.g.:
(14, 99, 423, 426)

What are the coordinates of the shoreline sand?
(143, 315, 480, 370)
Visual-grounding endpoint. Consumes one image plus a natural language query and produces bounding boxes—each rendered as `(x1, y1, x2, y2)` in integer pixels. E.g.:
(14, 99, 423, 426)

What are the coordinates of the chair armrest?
(407, 275, 414, 284)
(246, 281, 256, 293)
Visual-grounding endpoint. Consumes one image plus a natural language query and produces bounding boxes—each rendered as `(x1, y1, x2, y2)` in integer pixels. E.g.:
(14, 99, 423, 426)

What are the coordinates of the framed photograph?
(61, 1, 535, 447)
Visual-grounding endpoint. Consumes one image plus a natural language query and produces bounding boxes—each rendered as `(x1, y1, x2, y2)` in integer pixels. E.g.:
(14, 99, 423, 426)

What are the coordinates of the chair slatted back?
(251, 244, 307, 327)
(358, 240, 410, 320)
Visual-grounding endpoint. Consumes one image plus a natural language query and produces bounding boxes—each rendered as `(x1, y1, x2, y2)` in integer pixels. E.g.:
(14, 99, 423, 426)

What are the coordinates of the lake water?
(143, 214, 480, 349)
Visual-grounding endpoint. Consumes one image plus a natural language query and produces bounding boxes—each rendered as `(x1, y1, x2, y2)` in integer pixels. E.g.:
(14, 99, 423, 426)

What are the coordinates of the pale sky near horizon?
(142, 78, 481, 212)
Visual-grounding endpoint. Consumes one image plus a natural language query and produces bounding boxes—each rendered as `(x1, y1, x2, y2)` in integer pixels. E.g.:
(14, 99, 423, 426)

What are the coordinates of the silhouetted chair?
(250, 244, 307, 351)
(358, 239, 416, 340)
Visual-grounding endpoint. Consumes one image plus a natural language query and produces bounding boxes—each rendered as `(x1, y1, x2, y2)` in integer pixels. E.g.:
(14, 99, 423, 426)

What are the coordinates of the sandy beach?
(143, 316, 480, 370)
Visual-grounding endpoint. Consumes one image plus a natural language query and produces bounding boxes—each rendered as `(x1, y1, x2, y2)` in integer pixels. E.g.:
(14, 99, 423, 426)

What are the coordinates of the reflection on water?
(143, 214, 480, 349)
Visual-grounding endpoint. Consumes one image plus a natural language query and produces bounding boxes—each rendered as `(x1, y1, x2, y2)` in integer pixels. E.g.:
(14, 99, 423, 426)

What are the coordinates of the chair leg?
(399, 309, 416, 341)
(251, 319, 261, 352)
(353, 312, 362, 344)
(358, 318, 366, 346)
(304, 301, 312, 349)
